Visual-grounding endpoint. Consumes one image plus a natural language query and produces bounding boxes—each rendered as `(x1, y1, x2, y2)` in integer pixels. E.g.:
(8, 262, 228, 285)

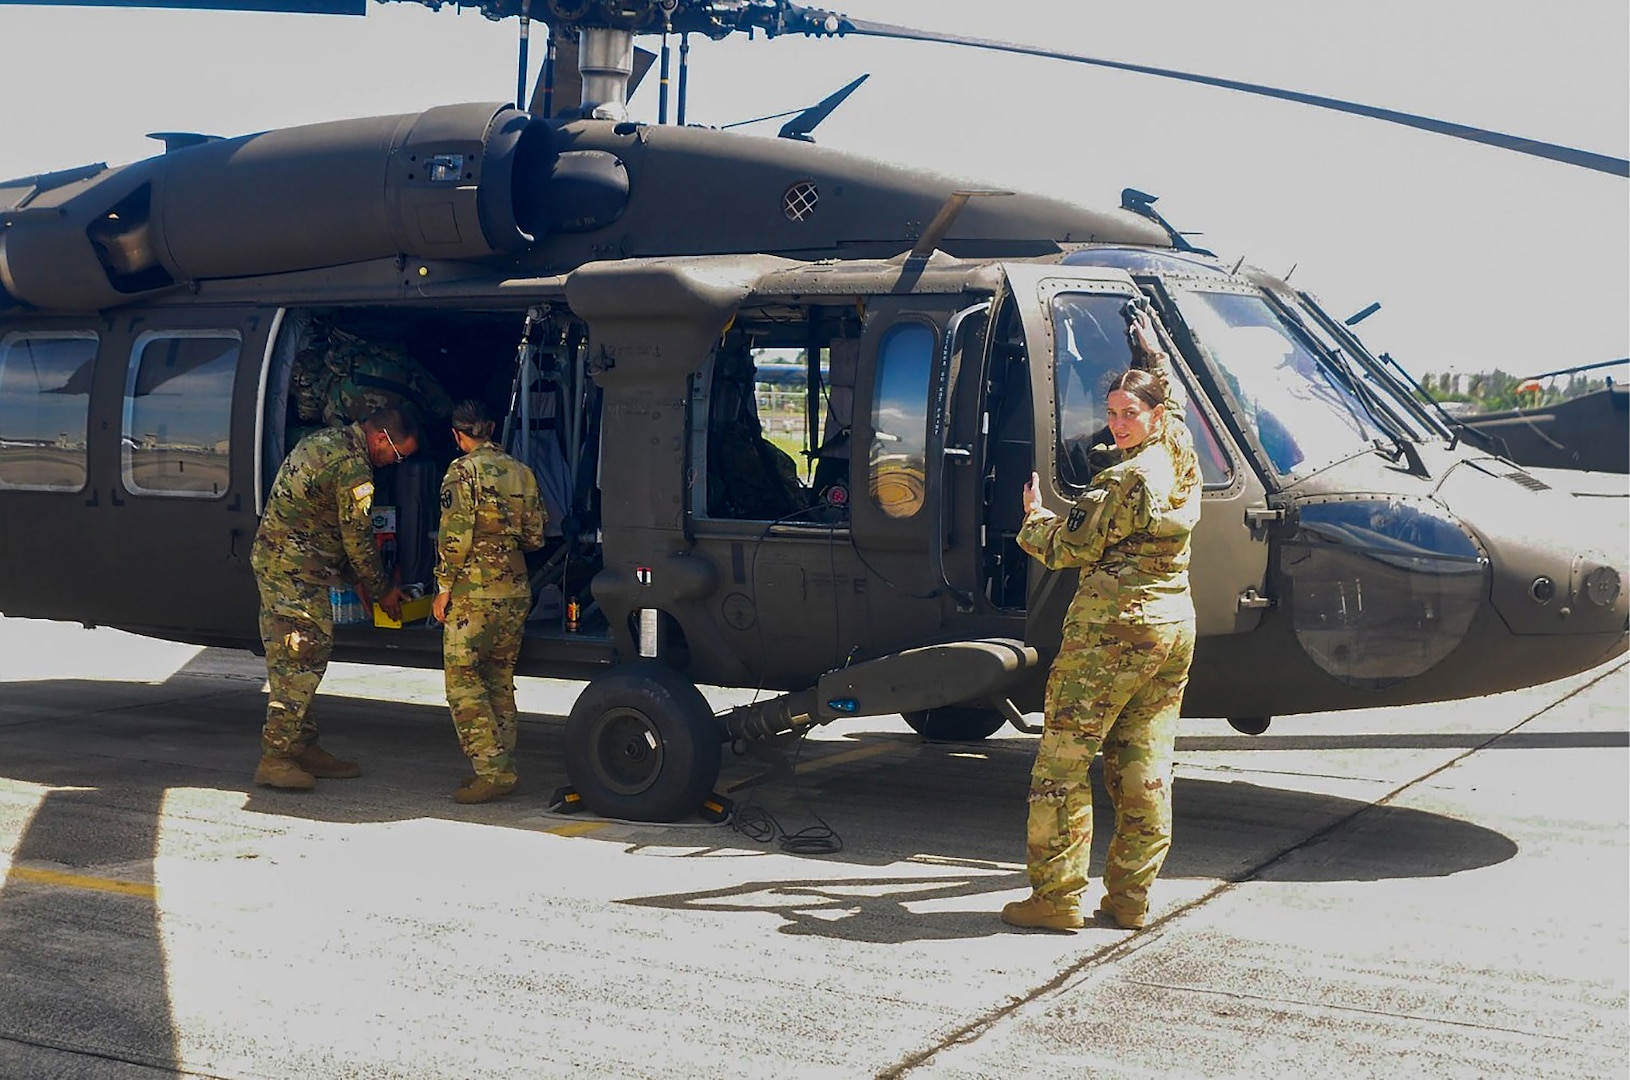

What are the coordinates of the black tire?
(564, 664, 723, 822)
(903, 705, 1008, 742)
(1228, 716, 1273, 735)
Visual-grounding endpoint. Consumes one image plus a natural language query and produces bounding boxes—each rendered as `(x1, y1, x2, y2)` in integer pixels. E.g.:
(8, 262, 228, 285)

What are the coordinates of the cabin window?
(0, 332, 96, 492)
(700, 341, 816, 521)
(1050, 292, 1233, 490)
(694, 307, 860, 525)
(868, 321, 934, 519)
(122, 330, 240, 498)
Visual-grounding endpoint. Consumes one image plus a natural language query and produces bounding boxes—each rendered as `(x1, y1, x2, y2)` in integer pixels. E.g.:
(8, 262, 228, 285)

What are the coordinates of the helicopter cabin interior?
(253, 297, 912, 658)
(235, 277, 1079, 680)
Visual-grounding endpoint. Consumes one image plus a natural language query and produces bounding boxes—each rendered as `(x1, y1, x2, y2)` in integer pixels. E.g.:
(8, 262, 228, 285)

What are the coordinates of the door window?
(123, 331, 240, 498)
(0, 332, 96, 492)
(868, 321, 935, 519)
(1050, 292, 1233, 490)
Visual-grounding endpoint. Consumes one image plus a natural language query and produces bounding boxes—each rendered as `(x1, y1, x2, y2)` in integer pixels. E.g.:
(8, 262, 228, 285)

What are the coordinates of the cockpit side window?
(703, 339, 810, 521)
(1049, 292, 1234, 490)
(1051, 293, 1135, 488)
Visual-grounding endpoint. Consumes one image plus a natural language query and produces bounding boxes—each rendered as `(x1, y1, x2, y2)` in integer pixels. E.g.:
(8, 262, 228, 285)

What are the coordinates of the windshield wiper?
(1374, 350, 1490, 453)
(1323, 345, 1428, 477)
(1295, 291, 1459, 445)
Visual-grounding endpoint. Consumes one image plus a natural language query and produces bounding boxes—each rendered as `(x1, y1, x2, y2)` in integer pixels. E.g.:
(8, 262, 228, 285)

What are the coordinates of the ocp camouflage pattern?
(434, 443, 546, 600)
(436, 442, 546, 784)
(293, 326, 453, 427)
(253, 422, 391, 606)
(443, 594, 530, 784)
(252, 423, 389, 759)
(1018, 407, 1201, 921)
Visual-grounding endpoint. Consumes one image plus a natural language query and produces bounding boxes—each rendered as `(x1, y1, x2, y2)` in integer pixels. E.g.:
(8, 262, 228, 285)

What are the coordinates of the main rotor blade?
(841, 18, 1629, 178)
(1518, 358, 1630, 382)
(0, 0, 365, 12)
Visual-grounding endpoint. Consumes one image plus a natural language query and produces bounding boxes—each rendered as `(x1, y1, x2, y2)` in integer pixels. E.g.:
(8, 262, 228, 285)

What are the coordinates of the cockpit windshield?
(1174, 288, 1386, 479)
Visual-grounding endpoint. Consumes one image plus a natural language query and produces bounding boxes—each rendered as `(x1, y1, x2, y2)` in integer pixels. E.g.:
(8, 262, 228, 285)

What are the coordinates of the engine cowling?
(0, 103, 592, 312)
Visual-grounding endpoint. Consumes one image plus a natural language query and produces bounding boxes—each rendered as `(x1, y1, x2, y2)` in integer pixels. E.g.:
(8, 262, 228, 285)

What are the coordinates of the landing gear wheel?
(1228, 716, 1272, 735)
(903, 706, 1007, 742)
(564, 663, 723, 822)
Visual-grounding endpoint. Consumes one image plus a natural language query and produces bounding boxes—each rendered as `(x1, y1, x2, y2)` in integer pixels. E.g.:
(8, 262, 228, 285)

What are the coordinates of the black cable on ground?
(727, 729, 844, 854)
(729, 801, 843, 855)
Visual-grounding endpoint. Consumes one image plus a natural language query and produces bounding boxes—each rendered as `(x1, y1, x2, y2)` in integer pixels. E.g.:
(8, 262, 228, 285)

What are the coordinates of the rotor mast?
(577, 26, 635, 119)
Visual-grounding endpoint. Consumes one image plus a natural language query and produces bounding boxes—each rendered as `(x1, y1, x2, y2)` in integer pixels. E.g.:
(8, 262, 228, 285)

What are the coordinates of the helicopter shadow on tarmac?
(609, 726, 1527, 943)
(0, 651, 1553, 956)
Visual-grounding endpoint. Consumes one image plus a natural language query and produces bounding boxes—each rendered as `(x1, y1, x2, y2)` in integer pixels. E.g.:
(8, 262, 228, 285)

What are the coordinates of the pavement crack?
(1119, 978, 1611, 1044)
(882, 658, 1629, 1078)
(875, 933, 1152, 1080)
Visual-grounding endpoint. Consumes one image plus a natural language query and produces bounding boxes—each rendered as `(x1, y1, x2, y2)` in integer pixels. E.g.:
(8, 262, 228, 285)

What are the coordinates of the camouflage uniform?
(436, 443, 547, 784)
(292, 327, 453, 428)
(251, 423, 392, 759)
(1017, 410, 1201, 925)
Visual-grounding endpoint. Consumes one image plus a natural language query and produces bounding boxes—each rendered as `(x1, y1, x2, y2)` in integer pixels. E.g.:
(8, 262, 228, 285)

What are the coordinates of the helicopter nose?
(1436, 461, 1629, 641)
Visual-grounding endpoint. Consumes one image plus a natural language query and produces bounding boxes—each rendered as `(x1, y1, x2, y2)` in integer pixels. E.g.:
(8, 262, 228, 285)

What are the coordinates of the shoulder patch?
(440, 489, 453, 509)
(1065, 506, 1087, 532)
(351, 481, 374, 505)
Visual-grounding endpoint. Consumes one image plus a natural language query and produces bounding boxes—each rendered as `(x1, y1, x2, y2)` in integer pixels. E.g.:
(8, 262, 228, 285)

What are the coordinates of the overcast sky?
(2, 0, 1625, 378)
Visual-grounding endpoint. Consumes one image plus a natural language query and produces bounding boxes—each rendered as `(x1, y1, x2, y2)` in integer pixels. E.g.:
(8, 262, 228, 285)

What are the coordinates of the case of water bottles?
(329, 586, 368, 625)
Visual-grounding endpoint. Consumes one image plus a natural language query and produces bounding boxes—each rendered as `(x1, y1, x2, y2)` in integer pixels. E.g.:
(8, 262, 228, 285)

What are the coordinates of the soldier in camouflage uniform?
(1002, 309, 1202, 933)
(251, 407, 421, 791)
(431, 400, 546, 804)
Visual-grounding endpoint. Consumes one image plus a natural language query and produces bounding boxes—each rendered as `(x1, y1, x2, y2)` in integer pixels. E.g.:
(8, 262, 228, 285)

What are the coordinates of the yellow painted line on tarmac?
(795, 740, 911, 775)
(6, 866, 155, 899)
(543, 820, 611, 837)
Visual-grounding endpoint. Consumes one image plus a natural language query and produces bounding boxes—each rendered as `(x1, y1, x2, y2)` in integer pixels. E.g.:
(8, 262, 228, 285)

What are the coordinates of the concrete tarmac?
(0, 614, 1625, 1079)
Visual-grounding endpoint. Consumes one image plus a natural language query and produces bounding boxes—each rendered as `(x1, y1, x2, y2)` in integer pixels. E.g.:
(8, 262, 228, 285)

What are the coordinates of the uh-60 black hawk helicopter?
(1, 0, 1625, 821)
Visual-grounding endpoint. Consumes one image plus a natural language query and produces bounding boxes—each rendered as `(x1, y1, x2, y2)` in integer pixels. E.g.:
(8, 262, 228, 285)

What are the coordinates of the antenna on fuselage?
(907, 189, 1012, 259)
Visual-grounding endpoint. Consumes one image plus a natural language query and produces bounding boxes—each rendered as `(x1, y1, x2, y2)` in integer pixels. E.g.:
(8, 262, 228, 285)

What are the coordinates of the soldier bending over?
(251, 407, 420, 790)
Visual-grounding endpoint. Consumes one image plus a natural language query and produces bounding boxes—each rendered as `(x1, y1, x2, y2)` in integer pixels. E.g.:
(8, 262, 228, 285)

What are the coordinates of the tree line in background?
(1417, 369, 1621, 414)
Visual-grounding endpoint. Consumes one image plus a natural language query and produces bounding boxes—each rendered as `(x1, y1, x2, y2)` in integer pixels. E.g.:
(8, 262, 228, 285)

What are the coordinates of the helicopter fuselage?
(2, 107, 1623, 818)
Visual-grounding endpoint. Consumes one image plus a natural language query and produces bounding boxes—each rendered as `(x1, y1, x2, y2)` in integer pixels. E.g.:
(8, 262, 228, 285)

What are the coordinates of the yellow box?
(373, 594, 435, 628)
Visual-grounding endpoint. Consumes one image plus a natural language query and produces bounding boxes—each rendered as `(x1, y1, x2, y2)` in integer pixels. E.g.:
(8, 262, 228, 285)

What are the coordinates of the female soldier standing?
(432, 399, 546, 804)
(1001, 309, 1201, 932)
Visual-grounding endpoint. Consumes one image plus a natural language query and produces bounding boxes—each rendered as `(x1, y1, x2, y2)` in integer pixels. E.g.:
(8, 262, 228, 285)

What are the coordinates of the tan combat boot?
(454, 777, 517, 805)
(294, 742, 363, 779)
(1000, 893, 1085, 932)
(254, 755, 317, 791)
(1093, 902, 1147, 931)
